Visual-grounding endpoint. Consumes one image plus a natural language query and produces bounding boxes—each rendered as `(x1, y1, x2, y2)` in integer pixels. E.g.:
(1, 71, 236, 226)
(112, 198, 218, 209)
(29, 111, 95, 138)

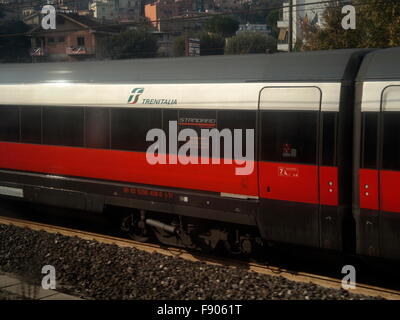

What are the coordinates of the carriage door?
(257, 86, 322, 247)
(378, 86, 400, 259)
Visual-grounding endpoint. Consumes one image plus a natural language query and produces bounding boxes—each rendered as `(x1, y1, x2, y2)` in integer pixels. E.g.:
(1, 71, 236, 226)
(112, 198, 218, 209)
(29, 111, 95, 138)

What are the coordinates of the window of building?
(35, 38, 43, 47)
(85, 108, 110, 149)
(111, 108, 162, 152)
(77, 37, 85, 46)
(56, 36, 65, 42)
(0, 107, 20, 142)
(48, 37, 55, 43)
(382, 112, 400, 171)
(21, 107, 41, 144)
(43, 107, 84, 147)
(261, 111, 318, 164)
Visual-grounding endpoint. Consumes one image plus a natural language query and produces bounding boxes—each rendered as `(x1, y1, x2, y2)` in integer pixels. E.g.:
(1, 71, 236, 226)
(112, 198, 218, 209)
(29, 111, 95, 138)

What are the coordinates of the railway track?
(0, 215, 399, 300)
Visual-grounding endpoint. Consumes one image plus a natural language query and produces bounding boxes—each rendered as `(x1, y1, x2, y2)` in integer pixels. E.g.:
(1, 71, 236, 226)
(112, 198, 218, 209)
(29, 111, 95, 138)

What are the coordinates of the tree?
(225, 32, 277, 54)
(233, 0, 284, 25)
(0, 20, 31, 63)
(204, 16, 240, 37)
(301, 0, 400, 50)
(103, 29, 158, 60)
(266, 9, 279, 38)
(200, 33, 225, 56)
(173, 35, 186, 57)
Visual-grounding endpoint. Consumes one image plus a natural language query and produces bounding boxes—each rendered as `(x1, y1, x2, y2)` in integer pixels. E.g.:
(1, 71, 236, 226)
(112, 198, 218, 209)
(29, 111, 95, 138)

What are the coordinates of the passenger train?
(0, 48, 399, 261)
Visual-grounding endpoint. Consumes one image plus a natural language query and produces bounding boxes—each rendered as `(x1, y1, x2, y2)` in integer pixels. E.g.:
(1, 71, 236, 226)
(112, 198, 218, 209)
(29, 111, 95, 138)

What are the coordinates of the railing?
(66, 46, 93, 55)
(30, 47, 47, 57)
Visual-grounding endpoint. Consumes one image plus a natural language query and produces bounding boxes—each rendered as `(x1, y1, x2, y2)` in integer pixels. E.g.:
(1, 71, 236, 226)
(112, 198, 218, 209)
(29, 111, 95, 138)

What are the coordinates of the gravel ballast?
(0, 224, 381, 300)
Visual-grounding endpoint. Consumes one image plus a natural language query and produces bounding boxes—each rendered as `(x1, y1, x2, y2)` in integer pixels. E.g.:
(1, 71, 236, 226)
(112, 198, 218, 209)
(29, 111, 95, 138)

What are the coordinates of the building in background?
(212, 0, 251, 11)
(144, 0, 211, 32)
(144, 0, 182, 31)
(89, 0, 141, 22)
(236, 23, 271, 36)
(277, 0, 327, 51)
(28, 13, 120, 62)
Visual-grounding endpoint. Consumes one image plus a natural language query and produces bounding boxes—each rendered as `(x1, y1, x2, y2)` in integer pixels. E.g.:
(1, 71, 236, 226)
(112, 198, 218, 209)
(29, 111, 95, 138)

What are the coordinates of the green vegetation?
(200, 33, 225, 55)
(302, 0, 400, 50)
(173, 35, 186, 57)
(203, 16, 240, 37)
(225, 32, 277, 54)
(103, 29, 158, 59)
(0, 20, 30, 63)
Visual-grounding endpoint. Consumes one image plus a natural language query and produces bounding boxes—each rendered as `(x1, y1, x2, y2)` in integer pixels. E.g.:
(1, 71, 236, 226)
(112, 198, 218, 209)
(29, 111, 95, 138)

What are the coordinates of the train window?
(322, 112, 337, 166)
(382, 112, 400, 171)
(261, 111, 318, 164)
(217, 110, 256, 130)
(85, 108, 110, 149)
(111, 108, 162, 152)
(43, 107, 84, 147)
(0, 107, 20, 142)
(361, 112, 378, 169)
(218, 110, 256, 159)
(21, 107, 41, 144)
(162, 109, 178, 154)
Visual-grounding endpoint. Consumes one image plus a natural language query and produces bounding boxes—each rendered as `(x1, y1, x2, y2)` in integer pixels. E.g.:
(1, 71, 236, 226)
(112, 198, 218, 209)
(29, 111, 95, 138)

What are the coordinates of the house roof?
(28, 13, 121, 35)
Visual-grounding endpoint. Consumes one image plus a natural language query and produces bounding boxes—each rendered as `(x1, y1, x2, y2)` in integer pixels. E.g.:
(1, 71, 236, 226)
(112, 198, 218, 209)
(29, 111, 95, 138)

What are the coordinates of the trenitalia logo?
(128, 88, 144, 104)
(128, 88, 178, 105)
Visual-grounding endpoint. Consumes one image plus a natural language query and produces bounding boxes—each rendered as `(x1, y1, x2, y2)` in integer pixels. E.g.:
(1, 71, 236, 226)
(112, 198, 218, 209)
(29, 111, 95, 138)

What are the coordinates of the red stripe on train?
(0, 142, 258, 196)
(0, 142, 339, 206)
(359, 169, 379, 210)
(319, 166, 338, 206)
(360, 169, 400, 213)
(258, 163, 338, 205)
(380, 170, 400, 213)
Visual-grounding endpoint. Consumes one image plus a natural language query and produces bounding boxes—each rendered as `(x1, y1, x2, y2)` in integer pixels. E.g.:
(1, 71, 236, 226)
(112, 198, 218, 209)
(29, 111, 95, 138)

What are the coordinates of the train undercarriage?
(119, 208, 263, 255)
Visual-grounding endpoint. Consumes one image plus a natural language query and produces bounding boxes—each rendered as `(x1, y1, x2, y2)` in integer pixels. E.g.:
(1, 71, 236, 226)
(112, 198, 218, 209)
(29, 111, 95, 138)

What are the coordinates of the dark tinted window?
(261, 111, 318, 164)
(218, 110, 256, 160)
(382, 112, 400, 170)
(322, 112, 337, 166)
(111, 108, 162, 151)
(0, 106, 20, 142)
(21, 107, 41, 144)
(43, 107, 84, 147)
(361, 112, 378, 169)
(163, 109, 178, 154)
(85, 108, 110, 149)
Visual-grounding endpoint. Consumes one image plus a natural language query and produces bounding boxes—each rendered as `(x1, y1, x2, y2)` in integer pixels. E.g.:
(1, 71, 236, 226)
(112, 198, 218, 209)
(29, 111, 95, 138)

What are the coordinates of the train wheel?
(224, 240, 242, 255)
